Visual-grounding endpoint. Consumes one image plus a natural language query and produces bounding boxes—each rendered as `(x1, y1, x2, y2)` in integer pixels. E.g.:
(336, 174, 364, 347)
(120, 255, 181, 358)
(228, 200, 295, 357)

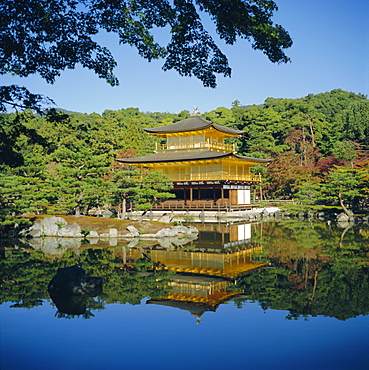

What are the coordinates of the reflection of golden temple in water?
(149, 246, 265, 278)
(145, 222, 266, 321)
(147, 275, 238, 323)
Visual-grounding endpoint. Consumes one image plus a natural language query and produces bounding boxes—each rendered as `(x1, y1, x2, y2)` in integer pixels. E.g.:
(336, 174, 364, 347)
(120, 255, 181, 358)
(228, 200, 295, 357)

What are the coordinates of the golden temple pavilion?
(116, 114, 271, 210)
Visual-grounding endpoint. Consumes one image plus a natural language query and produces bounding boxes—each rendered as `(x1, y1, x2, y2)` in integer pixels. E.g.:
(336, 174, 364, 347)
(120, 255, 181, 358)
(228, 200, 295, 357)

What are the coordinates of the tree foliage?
(0, 0, 292, 111)
(228, 89, 368, 205)
(1, 90, 368, 232)
(0, 108, 183, 230)
(317, 167, 369, 213)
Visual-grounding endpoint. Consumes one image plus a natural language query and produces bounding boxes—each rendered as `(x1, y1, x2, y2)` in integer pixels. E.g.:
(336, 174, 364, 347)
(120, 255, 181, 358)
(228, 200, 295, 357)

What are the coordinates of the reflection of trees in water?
(1, 221, 368, 320)
(0, 243, 57, 309)
(0, 244, 172, 317)
(234, 263, 369, 320)
(234, 221, 369, 320)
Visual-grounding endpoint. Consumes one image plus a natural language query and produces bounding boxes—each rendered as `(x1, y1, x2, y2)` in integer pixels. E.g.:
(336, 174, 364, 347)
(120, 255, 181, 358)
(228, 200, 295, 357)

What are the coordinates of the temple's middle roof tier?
(116, 150, 272, 165)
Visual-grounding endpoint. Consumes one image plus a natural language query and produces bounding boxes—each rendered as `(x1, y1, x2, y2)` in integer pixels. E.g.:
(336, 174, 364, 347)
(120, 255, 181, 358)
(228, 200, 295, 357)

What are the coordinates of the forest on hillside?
(1, 89, 368, 230)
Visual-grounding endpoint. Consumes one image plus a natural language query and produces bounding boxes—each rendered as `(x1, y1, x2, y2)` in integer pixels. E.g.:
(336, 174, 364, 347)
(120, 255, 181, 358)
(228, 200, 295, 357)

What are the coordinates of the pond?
(1, 220, 368, 370)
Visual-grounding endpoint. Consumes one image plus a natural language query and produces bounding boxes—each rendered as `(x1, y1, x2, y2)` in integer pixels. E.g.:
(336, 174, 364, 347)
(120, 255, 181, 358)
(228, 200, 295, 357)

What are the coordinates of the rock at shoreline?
(127, 225, 140, 237)
(25, 216, 83, 238)
(157, 213, 173, 223)
(58, 223, 83, 238)
(103, 209, 117, 218)
(336, 212, 355, 223)
(86, 230, 99, 239)
(23, 216, 199, 242)
(109, 228, 118, 238)
(155, 228, 175, 238)
(41, 216, 67, 236)
(28, 227, 42, 238)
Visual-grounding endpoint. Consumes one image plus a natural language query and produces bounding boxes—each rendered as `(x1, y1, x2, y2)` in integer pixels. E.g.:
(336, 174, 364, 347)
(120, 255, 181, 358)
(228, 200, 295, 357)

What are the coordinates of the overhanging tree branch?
(0, 0, 292, 111)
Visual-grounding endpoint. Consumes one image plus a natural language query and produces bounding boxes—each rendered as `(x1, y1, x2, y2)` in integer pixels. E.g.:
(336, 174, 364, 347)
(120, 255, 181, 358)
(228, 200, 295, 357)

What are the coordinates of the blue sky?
(3, 0, 369, 114)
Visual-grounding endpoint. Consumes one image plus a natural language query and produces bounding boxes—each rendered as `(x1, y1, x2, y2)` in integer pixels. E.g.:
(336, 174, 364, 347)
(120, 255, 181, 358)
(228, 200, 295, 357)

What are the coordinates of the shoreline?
(3, 205, 369, 241)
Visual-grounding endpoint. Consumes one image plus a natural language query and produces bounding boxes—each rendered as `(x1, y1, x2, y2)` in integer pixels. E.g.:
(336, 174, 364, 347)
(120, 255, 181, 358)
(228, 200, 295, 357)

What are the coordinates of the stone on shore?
(86, 230, 99, 239)
(41, 216, 67, 236)
(127, 225, 140, 237)
(157, 214, 173, 223)
(26, 216, 83, 238)
(109, 228, 118, 238)
(23, 216, 199, 243)
(58, 223, 83, 238)
(155, 228, 175, 238)
(28, 226, 42, 238)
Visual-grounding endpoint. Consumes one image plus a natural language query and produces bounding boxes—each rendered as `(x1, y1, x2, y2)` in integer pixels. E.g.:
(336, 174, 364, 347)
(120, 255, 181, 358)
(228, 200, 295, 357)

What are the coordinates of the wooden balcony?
(151, 200, 259, 211)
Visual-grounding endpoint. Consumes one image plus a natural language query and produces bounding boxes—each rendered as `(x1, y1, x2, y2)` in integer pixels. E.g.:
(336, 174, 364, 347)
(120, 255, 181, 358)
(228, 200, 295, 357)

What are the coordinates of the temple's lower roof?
(116, 150, 272, 164)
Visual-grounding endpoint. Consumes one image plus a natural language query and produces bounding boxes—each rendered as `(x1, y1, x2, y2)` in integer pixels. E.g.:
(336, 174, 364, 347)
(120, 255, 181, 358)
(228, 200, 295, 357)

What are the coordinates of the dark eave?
(144, 115, 244, 136)
(116, 151, 272, 164)
(234, 154, 272, 163)
(146, 299, 216, 316)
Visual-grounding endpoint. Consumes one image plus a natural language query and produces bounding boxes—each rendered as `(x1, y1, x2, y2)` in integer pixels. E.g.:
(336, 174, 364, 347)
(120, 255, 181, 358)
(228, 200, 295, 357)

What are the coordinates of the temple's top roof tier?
(144, 115, 244, 137)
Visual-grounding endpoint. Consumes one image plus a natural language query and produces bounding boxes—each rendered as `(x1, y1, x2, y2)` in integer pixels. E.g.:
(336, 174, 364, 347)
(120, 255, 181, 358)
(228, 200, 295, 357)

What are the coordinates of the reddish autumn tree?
(265, 129, 321, 198)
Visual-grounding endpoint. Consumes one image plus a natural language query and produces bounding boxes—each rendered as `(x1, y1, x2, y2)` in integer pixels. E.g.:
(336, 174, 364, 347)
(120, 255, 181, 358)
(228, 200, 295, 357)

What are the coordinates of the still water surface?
(1, 220, 368, 370)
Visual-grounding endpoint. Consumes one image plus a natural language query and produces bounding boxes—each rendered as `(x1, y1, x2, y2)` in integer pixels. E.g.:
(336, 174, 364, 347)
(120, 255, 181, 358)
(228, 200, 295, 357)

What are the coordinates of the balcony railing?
(155, 140, 236, 153)
(151, 200, 260, 211)
(162, 172, 262, 182)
